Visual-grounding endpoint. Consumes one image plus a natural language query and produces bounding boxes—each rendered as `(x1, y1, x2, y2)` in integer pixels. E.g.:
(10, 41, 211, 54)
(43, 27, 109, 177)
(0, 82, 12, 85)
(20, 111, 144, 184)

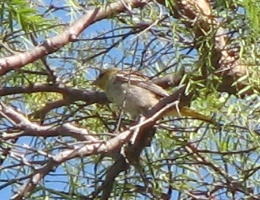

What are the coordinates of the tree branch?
(0, 0, 147, 75)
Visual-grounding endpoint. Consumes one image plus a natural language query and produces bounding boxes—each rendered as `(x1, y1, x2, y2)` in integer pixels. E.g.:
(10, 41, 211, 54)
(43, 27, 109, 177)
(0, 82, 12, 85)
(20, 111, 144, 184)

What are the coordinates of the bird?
(92, 68, 215, 123)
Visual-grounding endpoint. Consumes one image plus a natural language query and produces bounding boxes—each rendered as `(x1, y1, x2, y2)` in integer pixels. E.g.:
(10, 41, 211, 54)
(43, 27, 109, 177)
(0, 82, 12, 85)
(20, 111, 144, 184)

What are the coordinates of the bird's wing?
(115, 70, 169, 98)
(137, 81, 169, 98)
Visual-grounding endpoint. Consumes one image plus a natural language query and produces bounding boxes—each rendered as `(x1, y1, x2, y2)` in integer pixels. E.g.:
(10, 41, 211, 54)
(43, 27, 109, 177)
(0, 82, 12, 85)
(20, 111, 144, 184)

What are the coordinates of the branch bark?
(0, 0, 147, 75)
(156, 0, 250, 96)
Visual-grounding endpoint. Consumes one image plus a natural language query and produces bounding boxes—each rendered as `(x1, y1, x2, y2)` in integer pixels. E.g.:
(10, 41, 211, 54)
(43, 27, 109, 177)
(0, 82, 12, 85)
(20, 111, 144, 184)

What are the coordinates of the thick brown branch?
(0, 83, 108, 103)
(0, 102, 98, 141)
(0, 0, 147, 76)
(156, 0, 249, 96)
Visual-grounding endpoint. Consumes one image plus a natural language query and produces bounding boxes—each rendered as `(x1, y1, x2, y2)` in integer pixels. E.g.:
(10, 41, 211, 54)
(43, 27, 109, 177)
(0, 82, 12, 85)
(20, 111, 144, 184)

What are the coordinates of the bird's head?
(92, 68, 119, 90)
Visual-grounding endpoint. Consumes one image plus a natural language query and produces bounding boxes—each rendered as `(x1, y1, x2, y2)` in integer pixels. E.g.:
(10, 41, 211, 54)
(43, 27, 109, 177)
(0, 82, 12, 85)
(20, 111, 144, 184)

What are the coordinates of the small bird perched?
(93, 68, 214, 123)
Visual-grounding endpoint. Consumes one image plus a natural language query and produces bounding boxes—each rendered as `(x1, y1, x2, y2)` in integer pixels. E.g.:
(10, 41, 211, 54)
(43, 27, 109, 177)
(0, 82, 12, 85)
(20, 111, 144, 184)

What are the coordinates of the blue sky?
(1, 1, 259, 199)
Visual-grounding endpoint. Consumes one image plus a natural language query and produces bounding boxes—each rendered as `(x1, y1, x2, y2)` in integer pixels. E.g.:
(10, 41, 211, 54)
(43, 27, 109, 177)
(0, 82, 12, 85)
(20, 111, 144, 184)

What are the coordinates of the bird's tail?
(167, 106, 216, 124)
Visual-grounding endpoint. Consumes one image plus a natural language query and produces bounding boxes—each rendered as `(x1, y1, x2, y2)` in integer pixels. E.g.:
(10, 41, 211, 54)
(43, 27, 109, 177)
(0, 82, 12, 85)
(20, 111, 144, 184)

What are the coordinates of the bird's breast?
(106, 81, 159, 118)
